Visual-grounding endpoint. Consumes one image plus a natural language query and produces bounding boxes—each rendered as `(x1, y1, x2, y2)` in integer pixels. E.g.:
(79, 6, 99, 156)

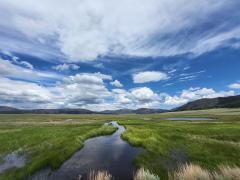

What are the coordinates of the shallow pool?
(163, 117, 212, 121)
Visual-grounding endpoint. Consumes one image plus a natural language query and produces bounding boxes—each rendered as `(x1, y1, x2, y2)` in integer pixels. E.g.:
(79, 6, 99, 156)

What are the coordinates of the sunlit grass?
(85, 164, 240, 180)
(134, 168, 160, 180)
(0, 121, 116, 180)
(120, 108, 240, 179)
(88, 170, 112, 180)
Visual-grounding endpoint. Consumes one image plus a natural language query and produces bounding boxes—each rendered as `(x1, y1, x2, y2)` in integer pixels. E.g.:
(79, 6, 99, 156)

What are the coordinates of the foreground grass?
(120, 109, 240, 179)
(170, 163, 240, 180)
(87, 164, 240, 180)
(0, 118, 116, 180)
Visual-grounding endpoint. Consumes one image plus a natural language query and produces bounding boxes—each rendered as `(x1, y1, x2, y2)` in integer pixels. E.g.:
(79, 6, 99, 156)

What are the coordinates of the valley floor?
(120, 108, 240, 179)
(0, 108, 240, 180)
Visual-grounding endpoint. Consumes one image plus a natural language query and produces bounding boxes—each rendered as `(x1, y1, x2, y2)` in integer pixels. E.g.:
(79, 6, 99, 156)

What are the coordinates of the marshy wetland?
(0, 108, 240, 180)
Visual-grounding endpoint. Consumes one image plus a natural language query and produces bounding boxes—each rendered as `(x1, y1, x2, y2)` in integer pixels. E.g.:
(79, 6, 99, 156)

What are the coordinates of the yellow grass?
(133, 168, 160, 180)
(170, 164, 212, 180)
(170, 164, 240, 180)
(84, 165, 240, 180)
(88, 170, 112, 180)
(217, 165, 240, 180)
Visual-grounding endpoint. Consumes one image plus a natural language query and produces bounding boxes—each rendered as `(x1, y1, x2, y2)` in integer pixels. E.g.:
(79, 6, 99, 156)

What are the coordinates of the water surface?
(0, 153, 26, 174)
(163, 117, 211, 121)
(31, 122, 141, 180)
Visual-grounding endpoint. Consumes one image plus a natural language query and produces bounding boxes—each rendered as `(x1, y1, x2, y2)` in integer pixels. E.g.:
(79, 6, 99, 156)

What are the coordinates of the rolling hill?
(0, 106, 166, 114)
(176, 95, 240, 111)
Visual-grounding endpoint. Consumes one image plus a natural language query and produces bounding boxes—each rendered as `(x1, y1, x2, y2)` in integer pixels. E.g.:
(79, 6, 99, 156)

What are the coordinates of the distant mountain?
(0, 107, 167, 114)
(0, 107, 94, 114)
(175, 95, 240, 111)
(100, 108, 167, 114)
(100, 109, 133, 114)
(28, 109, 94, 114)
(133, 108, 167, 114)
(0, 106, 19, 113)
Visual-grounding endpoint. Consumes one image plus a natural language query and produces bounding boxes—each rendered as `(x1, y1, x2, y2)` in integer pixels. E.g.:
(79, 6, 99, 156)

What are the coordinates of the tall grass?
(86, 164, 240, 180)
(87, 170, 112, 180)
(169, 164, 212, 180)
(216, 165, 240, 180)
(170, 163, 240, 180)
(134, 168, 160, 180)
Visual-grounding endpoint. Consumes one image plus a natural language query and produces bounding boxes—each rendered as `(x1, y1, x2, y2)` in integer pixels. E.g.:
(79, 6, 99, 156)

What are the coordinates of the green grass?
(0, 115, 116, 180)
(120, 109, 240, 179)
(0, 108, 240, 180)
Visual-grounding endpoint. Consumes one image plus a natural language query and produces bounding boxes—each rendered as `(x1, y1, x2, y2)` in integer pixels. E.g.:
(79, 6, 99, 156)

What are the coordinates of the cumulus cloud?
(0, 0, 240, 61)
(0, 77, 53, 108)
(110, 80, 123, 88)
(54, 73, 112, 107)
(161, 87, 235, 105)
(52, 63, 80, 71)
(0, 72, 113, 109)
(133, 71, 169, 83)
(112, 87, 160, 109)
(0, 68, 236, 110)
(228, 83, 240, 89)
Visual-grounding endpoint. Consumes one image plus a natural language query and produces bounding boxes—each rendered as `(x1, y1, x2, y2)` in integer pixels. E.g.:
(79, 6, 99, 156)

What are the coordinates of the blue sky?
(0, 0, 240, 110)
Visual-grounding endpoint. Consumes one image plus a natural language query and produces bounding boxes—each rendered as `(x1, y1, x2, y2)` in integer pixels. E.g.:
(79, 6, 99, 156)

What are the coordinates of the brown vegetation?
(86, 164, 240, 180)
(88, 170, 112, 180)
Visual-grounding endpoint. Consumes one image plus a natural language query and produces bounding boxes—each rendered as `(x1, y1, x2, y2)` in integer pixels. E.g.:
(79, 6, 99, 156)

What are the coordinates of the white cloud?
(0, 58, 61, 81)
(0, 77, 53, 108)
(0, 70, 236, 110)
(54, 73, 112, 107)
(228, 83, 240, 89)
(112, 87, 160, 109)
(0, 0, 239, 61)
(161, 87, 235, 105)
(133, 71, 169, 83)
(52, 63, 80, 71)
(0, 72, 113, 109)
(110, 80, 123, 88)
(12, 57, 34, 70)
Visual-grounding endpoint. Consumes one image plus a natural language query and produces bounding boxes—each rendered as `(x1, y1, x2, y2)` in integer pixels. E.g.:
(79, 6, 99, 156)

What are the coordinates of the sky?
(0, 0, 240, 111)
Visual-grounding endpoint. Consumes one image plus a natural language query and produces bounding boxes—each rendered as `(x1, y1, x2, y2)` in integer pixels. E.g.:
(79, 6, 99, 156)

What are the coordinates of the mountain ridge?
(1, 95, 240, 114)
(175, 95, 240, 111)
(0, 107, 167, 114)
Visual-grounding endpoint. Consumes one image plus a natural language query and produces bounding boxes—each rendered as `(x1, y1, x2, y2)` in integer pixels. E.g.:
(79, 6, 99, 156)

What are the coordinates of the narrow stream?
(31, 121, 141, 180)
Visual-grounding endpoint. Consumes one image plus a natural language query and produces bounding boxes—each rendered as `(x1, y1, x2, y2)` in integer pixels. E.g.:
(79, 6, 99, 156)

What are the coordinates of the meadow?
(0, 108, 240, 180)
(120, 108, 240, 179)
(0, 115, 116, 180)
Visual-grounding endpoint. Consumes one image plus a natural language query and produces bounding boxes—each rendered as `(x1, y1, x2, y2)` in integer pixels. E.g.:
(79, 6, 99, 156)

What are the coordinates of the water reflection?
(31, 122, 141, 180)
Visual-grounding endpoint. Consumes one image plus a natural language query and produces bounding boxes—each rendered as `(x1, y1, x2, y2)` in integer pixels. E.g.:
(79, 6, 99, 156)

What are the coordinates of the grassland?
(0, 115, 116, 180)
(120, 108, 240, 179)
(0, 108, 240, 180)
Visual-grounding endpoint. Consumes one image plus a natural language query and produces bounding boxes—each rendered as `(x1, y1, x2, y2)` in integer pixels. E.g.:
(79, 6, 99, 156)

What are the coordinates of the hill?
(100, 108, 166, 114)
(176, 95, 240, 111)
(0, 107, 167, 114)
(0, 106, 20, 113)
(0, 107, 94, 114)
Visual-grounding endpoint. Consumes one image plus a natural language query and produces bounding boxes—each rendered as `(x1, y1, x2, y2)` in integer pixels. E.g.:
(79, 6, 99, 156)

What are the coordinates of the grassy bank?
(120, 109, 240, 179)
(0, 115, 116, 180)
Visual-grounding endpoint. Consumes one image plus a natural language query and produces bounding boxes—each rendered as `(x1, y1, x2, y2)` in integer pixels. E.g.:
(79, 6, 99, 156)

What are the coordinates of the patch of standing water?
(163, 118, 212, 121)
(31, 121, 141, 180)
(0, 152, 26, 173)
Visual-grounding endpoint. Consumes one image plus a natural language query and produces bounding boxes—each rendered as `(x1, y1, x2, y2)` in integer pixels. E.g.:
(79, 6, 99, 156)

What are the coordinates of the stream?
(31, 121, 141, 180)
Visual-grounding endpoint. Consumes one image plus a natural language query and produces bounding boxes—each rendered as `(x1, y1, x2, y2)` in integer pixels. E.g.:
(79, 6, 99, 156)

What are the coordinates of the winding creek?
(31, 121, 141, 180)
